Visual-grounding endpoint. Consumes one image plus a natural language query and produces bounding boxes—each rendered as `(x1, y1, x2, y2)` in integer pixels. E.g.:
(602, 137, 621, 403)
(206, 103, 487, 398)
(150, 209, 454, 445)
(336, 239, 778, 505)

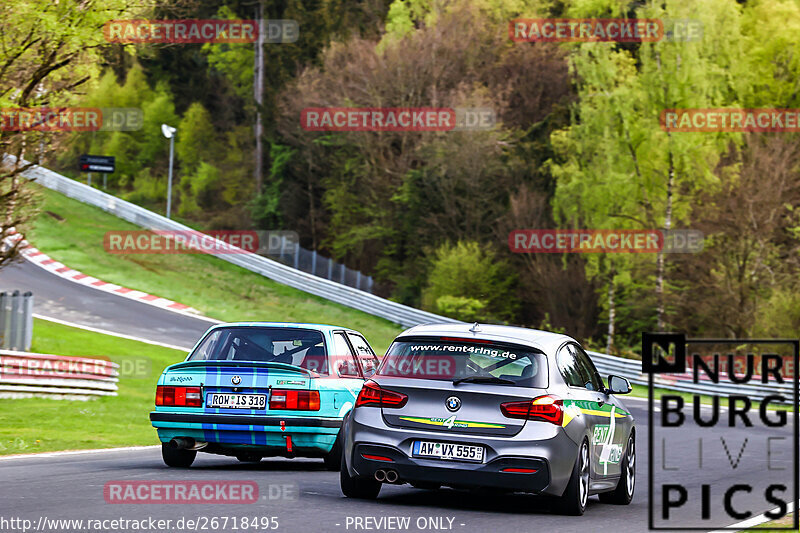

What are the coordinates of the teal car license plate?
(206, 393, 267, 409)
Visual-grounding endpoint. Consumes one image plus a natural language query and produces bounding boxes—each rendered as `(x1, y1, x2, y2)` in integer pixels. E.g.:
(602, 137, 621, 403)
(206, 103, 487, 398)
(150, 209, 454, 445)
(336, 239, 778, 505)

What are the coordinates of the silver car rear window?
(379, 338, 548, 387)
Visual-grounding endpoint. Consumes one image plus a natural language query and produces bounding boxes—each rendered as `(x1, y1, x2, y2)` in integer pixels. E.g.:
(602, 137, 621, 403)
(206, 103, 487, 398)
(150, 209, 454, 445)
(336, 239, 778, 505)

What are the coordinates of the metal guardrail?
(10, 158, 458, 328)
(9, 158, 796, 402)
(589, 351, 795, 402)
(271, 239, 375, 293)
(0, 350, 119, 400)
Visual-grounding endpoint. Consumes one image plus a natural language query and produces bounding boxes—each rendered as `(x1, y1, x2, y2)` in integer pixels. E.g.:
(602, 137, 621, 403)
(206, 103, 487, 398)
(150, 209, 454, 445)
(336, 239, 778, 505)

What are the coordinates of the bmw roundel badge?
(446, 396, 461, 412)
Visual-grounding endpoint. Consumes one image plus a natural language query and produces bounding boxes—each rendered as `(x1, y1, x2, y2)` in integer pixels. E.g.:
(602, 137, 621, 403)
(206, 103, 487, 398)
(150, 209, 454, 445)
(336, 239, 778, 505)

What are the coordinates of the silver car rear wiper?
(452, 375, 515, 385)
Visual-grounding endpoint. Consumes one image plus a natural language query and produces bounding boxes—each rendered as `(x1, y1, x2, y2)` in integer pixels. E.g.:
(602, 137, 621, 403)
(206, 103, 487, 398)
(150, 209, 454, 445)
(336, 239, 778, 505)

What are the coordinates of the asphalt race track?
(0, 259, 213, 349)
(2, 259, 795, 532)
(2, 400, 792, 533)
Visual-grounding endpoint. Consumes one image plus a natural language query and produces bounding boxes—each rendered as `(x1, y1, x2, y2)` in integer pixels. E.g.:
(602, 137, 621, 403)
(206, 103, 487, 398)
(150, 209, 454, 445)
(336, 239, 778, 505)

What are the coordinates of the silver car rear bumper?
(344, 407, 579, 496)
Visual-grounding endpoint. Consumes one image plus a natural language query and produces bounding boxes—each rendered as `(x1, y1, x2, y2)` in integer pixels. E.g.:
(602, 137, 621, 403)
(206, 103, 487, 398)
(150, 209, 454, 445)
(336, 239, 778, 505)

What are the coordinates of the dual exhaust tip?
(374, 469, 399, 483)
(169, 437, 207, 450)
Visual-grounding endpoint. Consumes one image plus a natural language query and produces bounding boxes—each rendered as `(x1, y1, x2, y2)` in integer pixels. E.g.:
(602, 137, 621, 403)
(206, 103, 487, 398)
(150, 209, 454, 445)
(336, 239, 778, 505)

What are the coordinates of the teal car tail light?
(355, 380, 408, 408)
(501, 394, 564, 425)
(269, 389, 320, 411)
(156, 385, 203, 407)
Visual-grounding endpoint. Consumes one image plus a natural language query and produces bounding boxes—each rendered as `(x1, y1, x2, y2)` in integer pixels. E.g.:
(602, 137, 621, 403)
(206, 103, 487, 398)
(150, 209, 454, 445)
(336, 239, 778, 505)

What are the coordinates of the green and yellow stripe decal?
(398, 416, 506, 429)
(562, 400, 629, 427)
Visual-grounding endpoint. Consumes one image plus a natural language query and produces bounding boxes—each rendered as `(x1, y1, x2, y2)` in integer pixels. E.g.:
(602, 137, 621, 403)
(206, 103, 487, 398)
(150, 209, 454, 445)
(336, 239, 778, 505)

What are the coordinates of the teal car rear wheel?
(323, 431, 343, 471)
(162, 443, 196, 468)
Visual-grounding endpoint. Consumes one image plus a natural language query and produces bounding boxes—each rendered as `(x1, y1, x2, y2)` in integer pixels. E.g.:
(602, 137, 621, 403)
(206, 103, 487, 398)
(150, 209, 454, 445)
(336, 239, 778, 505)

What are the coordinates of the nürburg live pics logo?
(643, 332, 799, 530)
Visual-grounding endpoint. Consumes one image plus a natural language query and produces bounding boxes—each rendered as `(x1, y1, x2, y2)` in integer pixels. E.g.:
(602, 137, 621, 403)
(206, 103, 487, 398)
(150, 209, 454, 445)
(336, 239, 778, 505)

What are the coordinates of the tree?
(276, 1, 572, 310)
(0, 0, 139, 267)
(503, 185, 600, 341)
(421, 241, 518, 322)
(549, 0, 746, 347)
(672, 135, 800, 338)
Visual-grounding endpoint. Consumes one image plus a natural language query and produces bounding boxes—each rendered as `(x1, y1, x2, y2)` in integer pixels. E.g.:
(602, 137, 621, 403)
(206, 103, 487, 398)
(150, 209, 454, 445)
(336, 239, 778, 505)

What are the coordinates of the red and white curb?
(7, 230, 213, 320)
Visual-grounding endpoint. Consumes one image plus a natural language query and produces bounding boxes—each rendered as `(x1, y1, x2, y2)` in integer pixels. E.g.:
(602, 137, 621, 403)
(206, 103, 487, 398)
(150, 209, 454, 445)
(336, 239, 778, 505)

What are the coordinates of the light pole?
(161, 124, 177, 219)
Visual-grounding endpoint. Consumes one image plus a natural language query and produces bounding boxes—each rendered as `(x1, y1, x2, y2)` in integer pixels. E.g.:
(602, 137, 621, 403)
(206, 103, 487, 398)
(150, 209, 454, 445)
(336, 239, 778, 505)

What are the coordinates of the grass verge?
(0, 318, 186, 455)
(28, 185, 403, 353)
(748, 511, 796, 531)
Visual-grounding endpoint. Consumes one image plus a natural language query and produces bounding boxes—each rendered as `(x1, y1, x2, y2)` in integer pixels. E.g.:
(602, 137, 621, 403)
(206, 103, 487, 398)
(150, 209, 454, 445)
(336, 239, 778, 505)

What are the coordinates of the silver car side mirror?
(607, 375, 632, 394)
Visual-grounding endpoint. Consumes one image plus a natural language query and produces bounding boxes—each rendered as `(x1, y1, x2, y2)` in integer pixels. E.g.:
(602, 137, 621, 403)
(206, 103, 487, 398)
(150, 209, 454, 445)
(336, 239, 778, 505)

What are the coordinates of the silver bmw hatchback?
(340, 323, 636, 515)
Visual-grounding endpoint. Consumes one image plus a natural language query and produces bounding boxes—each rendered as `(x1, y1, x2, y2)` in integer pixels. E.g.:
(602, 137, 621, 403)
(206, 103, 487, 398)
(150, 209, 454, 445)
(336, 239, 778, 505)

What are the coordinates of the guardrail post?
(0, 292, 11, 350)
(294, 245, 300, 269)
(367, 276, 373, 294)
(356, 271, 362, 290)
(22, 292, 33, 351)
(11, 290, 23, 350)
(340, 264, 346, 284)
(327, 257, 333, 280)
(0, 291, 33, 351)
(311, 250, 317, 276)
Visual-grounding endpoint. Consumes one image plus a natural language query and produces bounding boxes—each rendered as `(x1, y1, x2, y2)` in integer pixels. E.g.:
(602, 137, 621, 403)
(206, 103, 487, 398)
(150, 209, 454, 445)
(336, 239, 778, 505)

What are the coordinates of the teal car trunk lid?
(165, 360, 314, 390)
(162, 361, 314, 413)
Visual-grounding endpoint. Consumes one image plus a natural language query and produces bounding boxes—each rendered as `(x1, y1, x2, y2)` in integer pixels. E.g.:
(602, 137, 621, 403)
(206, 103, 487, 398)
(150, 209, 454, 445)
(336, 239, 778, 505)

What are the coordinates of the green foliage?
(548, 0, 759, 342)
(203, 6, 255, 101)
(0, 0, 136, 109)
(59, 64, 179, 197)
(740, 0, 800, 107)
(127, 168, 166, 205)
(435, 295, 487, 322)
(422, 241, 518, 322)
(176, 102, 217, 173)
(179, 162, 221, 217)
(138, 84, 180, 164)
(250, 143, 295, 228)
(755, 289, 800, 339)
(537, 313, 566, 334)
(383, 1, 416, 39)
(37, 0, 800, 346)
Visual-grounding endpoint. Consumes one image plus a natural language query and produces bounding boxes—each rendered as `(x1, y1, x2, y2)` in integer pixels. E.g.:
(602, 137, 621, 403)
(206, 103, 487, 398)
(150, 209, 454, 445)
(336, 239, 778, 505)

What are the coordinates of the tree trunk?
(253, 0, 265, 194)
(308, 179, 317, 249)
(606, 269, 616, 354)
(656, 151, 674, 331)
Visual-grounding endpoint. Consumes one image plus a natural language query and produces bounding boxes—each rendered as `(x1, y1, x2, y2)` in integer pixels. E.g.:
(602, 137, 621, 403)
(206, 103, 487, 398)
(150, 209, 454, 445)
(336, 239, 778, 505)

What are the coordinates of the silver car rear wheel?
(579, 442, 589, 508)
(558, 439, 589, 515)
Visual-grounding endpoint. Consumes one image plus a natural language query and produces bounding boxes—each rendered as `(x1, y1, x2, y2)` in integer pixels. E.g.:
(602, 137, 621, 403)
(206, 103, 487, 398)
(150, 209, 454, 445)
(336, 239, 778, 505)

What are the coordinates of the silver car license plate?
(412, 441, 484, 462)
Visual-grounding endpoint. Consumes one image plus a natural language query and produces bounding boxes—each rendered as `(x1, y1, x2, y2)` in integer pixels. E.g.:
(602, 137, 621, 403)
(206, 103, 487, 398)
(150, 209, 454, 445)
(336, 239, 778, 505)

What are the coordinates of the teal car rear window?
(189, 327, 328, 374)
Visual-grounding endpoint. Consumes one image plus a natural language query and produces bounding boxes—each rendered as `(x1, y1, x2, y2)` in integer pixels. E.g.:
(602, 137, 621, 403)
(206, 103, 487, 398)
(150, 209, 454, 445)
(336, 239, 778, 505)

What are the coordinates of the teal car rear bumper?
(150, 411, 341, 453)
